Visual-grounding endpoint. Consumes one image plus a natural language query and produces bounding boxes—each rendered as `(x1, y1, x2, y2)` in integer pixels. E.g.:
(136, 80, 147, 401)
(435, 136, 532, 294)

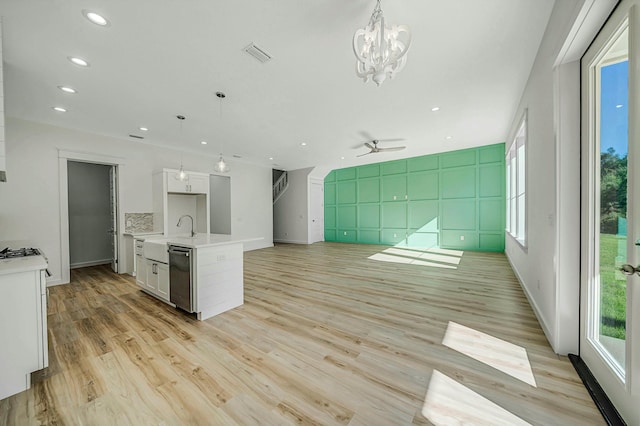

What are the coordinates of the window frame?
(506, 110, 527, 248)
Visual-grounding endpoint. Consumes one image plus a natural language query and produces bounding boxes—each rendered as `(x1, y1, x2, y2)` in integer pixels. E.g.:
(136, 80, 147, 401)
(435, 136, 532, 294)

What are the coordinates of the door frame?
(58, 150, 125, 284)
(309, 178, 324, 244)
(579, 1, 640, 423)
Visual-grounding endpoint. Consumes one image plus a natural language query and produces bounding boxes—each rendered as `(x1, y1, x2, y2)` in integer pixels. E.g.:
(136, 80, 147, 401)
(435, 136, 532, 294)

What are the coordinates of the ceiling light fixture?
(353, 0, 411, 86)
(139, 127, 148, 131)
(68, 56, 89, 67)
(269, 157, 274, 161)
(201, 141, 207, 145)
(300, 142, 307, 146)
(213, 92, 230, 174)
(445, 136, 453, 140)
(58, 86, 77, 94)
(82, 10, 110, 27)
(52, 106, 67, 112)
(431, 107, 440, 112)
(176, 115, 187, 181)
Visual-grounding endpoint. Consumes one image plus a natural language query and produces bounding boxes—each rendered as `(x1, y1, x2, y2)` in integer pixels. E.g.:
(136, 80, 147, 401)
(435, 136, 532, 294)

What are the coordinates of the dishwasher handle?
(168, 246, 191, 256)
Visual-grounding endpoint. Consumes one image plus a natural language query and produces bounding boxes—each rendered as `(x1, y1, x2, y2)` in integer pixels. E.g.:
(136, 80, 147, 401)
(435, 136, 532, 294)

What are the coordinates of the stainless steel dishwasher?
(168, 245, 194, 312)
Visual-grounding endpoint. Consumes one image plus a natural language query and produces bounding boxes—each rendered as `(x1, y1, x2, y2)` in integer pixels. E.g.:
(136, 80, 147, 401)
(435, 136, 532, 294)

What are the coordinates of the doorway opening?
(58, 150, 124, 284)
(67, 161, 118, 270)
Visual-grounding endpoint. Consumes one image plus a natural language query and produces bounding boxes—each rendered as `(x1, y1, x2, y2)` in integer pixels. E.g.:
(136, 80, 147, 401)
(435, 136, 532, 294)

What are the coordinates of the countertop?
(141, 234, 263, 249)
(123, 232, 163, 237)
(0, 256, 48, 275)
(0, 240, 49, 275)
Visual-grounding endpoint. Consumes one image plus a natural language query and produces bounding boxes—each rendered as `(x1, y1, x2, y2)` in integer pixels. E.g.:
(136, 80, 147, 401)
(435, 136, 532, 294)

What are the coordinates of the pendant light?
(176, 115, 187, 180)
(214, 92, 230, 173)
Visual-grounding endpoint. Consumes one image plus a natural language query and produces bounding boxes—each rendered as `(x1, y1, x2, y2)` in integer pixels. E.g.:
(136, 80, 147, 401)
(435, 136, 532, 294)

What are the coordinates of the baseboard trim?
(568, 354, 626, 426)
(504, 252, 556, 352)
(273, 239, 309, 245)
(70, 259, 112, 269)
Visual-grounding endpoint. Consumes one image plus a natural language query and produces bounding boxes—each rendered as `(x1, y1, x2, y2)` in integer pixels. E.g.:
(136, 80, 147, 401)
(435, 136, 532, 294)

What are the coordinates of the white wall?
(0, 19, 5, 182)
(505, 0, 616, 354)
(273, 167, 313, 244)
(0, 117, 273, 284)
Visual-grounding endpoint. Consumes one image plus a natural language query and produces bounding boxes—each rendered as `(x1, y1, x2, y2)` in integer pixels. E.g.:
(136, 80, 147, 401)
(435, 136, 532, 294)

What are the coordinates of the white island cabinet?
(137, 234, 261, 321)
(0, 255, 48, 400)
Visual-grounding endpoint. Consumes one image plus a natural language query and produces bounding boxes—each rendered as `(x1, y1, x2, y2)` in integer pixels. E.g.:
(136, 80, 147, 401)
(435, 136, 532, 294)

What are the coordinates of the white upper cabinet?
(153, 169, 211, 236)
(166, 171, 208, 194)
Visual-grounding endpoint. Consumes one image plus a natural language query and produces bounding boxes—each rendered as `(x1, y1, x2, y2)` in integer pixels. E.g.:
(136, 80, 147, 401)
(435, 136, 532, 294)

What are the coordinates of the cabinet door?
(166, 171, 189, 193)
(146, 260, 159, 292)
(135, 254, 146, 288)
(188, 174, 208, 194)
(157, 263, 170, 301)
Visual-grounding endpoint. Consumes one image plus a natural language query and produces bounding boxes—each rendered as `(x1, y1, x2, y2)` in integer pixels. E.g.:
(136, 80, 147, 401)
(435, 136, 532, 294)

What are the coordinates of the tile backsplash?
(124, 213, 153, 233)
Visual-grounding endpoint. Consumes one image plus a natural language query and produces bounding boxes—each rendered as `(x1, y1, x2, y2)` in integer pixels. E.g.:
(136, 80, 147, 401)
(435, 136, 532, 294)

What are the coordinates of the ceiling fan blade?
(359, 131, 375, 141)
(364, 142, 375, 150)
(375, 138, 405, 143)
(377, 146, 406, 152)
(357, 151, 373, 157)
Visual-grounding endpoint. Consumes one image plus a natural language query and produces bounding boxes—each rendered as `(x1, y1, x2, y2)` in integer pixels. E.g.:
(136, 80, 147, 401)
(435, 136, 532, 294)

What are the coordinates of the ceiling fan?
(357, 139, 406, 157)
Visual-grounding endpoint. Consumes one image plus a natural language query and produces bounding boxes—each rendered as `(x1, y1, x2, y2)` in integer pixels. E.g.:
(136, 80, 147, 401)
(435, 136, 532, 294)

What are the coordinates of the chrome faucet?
(177, 214, 196, 237)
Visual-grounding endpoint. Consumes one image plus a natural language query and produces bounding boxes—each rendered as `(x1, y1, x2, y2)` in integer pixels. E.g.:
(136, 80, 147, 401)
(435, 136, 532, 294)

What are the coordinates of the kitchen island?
(136, 234, 261, 320)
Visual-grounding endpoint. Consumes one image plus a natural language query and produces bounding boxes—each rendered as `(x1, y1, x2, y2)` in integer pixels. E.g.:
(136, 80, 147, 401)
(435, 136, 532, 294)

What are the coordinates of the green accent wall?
(324, 143, 505, 252)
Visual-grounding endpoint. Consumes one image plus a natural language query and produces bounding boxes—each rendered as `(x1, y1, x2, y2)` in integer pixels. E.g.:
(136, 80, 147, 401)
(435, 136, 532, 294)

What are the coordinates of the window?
(506, 113, 526, 245)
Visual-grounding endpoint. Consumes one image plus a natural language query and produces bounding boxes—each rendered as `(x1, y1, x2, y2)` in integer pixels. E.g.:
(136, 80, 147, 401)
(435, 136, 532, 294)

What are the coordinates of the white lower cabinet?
(144, 259, 169, 302)
(157, 263, 169, 300)
(0, 268, 48, 400)
(135, 253, 146, 288)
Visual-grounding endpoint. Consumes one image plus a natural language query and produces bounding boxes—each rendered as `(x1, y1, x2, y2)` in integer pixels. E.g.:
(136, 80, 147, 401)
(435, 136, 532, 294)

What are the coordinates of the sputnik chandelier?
(353, 0, 411, 86)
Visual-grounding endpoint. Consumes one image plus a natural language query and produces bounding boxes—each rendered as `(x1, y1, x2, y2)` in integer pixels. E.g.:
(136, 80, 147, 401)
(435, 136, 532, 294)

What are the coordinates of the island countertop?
(142, 234, 262, 249)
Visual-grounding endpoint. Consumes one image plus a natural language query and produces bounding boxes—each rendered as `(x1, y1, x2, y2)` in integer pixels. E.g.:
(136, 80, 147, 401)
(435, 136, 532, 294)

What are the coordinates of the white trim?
(555, 0, 619, 66)
(70, 259, 112, 269)
(58, 150, 126, 165)
(273, 238, 311, 245)
(58, 150, 124, 284)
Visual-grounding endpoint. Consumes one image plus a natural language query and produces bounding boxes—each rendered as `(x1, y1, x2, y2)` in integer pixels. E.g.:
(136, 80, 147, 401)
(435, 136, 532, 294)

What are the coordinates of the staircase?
(273, 170, 289, 203)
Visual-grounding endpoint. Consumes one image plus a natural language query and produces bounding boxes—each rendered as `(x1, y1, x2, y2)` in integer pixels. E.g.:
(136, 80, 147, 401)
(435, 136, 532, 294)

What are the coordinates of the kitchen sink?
(143, 240, 169, 263)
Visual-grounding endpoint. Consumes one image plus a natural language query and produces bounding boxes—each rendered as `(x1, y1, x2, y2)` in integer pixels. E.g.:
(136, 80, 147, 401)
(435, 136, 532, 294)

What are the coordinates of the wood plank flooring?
(0, 243, 603, 425)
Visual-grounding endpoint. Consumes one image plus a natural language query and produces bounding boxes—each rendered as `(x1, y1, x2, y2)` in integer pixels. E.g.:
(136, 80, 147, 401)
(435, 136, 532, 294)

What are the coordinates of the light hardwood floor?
(0, 243, 603, 425)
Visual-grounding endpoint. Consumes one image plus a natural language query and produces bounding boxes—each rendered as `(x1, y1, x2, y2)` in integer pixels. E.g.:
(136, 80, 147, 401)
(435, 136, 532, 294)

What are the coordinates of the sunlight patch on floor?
(383, 247, 462, 265)
(442, 321, 537, 387)
(422, 370, 532, 426)
(368, 245, 463, 269)
(368, 253, 457, 269)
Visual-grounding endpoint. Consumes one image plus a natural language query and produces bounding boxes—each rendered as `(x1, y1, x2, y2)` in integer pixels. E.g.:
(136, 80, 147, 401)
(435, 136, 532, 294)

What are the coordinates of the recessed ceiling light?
(139, 127, 149, 132)
(68, 56, 89, 67)
(200, 141, 207, 145)
(269, 157, 274, 160)
(431, 107, 440, 112)
(53, 107, 67, 112)
(616, 104, 623, 108)
(82, 10, 109, 26)
(341, 156, 345, 160)
(300, 142, 307, 146)
(58, 86, 77, 94)
(445, 136, 453, 140)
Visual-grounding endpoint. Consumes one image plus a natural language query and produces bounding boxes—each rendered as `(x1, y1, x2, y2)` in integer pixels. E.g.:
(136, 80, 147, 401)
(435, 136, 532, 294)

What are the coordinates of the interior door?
(109, 165, 118, 273)
(310, 181, 324, 243)
(580, 1, 640, 423)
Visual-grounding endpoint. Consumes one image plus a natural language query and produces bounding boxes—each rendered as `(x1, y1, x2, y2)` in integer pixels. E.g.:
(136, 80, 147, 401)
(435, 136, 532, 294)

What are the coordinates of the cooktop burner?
(0, 247, 42, 259)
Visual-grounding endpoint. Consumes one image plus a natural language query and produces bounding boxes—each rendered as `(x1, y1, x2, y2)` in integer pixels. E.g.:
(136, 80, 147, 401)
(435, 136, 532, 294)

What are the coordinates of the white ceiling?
(0, 0, 554, 171)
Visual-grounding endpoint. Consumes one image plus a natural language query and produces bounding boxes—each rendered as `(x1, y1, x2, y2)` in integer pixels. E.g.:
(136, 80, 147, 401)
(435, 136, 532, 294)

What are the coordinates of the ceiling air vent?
(243, 43, 272, 63)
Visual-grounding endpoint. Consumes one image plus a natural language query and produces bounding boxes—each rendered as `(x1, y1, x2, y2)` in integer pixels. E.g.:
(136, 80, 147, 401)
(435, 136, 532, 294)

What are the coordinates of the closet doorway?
(67, 161, 117, 270)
